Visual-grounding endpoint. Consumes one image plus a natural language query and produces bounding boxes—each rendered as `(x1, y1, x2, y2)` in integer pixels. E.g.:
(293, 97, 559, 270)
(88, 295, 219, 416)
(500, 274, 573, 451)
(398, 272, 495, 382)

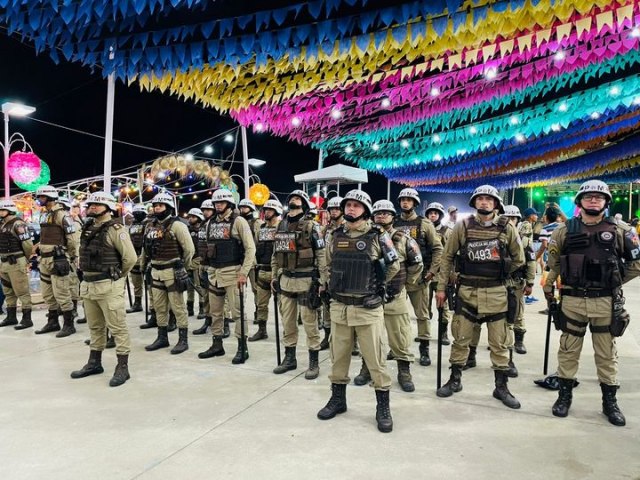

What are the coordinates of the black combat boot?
(437, 365, 463, 397)
(76, 315, 87, 324)
(198, 335, 225, 358)
(56, 310, 76, 338)
(493, 370, 521, 409)
(352, 337, 360, 356)
(70, 350, 104, 378)
(387, 350, 395, 360)
(170, 328, 189, 354)
(192, 316, 212, 335)
(0, 306, 18, 327)
(507, 348, 518, 378)
(320, 327, 330, 351)
(397, 360, 415, 392)
(222, 318, 231, 338)
(253, 308, 259, 325)
(552, 377, 574, 418)
(145, 326, 170, 351)
(187, 301, 194, 317)
(354, 361, 371, 386)
(440, 326, 451, 346)
(273, 346, 297, 374)
(305, 350, 320, 380)
(14, 309, 33, 330)
(126, 297, 142, 313)
(419, 340, 431, 366)
(375, 390, 393, 433)
(109, 354, 130, 387)
(71, 300, 79, 319)
(514, 330, 527, 354)
(105, 332, 116, 349)
(35, 310, 60, 334)
(167, 311, 177, 332)
(197, 302, 206, 319)
(317, 383, 347, 420)
(601, 383, 626, 426)
(248, 321, 268, 342)
(140, 309, 157, 329)
(232, 337, 249, 364)
(463, 345, 477, 370)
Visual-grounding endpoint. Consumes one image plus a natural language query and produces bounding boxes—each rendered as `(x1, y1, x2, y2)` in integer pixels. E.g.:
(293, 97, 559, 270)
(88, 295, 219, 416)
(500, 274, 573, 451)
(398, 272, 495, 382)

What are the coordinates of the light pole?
(2, 102, 36, 199)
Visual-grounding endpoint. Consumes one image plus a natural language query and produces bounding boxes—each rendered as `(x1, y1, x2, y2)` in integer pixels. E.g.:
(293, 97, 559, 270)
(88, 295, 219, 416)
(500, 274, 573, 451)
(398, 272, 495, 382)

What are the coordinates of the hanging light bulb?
(345, 146, 353, 154)
(291, 116, 302, 127)
(204, 145, 213, 154)
(381, 97, 391, 108)
(331, 109, 342, 119)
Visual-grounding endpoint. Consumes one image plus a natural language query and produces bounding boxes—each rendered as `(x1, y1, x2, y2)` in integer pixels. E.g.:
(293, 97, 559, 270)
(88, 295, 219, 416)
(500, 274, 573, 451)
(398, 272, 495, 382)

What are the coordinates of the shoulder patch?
(119, 232, 127, 240)
(113, 223, 123, 230)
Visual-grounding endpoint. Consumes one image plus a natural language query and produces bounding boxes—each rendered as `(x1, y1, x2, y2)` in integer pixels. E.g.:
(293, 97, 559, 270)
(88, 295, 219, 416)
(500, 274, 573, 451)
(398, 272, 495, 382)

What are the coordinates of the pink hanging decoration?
(8, 151, 42, 184)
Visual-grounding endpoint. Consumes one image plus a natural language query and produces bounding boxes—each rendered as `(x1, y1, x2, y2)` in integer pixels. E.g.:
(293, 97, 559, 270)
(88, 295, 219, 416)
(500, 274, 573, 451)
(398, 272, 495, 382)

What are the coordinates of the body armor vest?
(0, 218, 23, 254)
(328, 228, 378, 296)
(457, 217, 510, 279)
(79, 219, 121, 272)
(207, 214, 244, 268)
(188, 223, 200, 259)
(40, 211, 67, 246)
(560, 218, 622, 289)
(394, 216, 433, 267)
(197, 219, 210, 264)
(386, 231, 408, 295)
(274, 217, 315, 270)
(144, 217, 182, 261)
(129, 222, 145, 255)
(435, 224, 450, 247)
(256, 223, 278, 266)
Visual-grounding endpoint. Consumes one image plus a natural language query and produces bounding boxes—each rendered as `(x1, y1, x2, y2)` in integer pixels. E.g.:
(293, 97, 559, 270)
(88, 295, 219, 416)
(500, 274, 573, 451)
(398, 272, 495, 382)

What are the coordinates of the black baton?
(273, 291, 282, 366)
(126, 275, 133, 306)
(239, 285, 246, 359)
(437, 306, 444, 390)
(543, 307, 552, 375)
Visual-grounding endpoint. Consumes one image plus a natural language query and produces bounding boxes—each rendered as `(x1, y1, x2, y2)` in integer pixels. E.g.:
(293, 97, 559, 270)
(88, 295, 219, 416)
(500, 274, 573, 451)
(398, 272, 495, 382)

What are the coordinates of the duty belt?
(82, 272, 112, 282)
(280, 290, 302, 299)
(331, 293, 365, 306)
(0, 253, 24, 262)
(458, 278, 504, 288)
(283, 270, 313, 278)
(40, 251, 56, 258)
(256, 265, 272, 272)
(561, 288, 613, 298)
(151, 263, 177, 270)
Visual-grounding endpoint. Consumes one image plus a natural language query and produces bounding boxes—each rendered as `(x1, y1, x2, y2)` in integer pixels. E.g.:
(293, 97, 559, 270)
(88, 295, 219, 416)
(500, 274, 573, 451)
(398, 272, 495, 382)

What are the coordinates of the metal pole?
(103, 70, 116, 190)
(241, 125, 250, 199)
(387, 179, 391, 200)
(336, 181, 340, 196)
(529, 187, 533, 208)
(318, 149, 324, 170)
(629, 182, 633, 220)
(3, 113, 9, 198)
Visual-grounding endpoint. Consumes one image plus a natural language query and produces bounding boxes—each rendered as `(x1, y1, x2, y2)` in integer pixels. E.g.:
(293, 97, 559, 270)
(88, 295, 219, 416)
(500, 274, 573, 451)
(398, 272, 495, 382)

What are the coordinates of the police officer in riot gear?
(544, 180, 640, 426)
(248, 199, 282, 342)
(128, 204, 148, 317)
(70, 192, 137, 387)
(34, 185, 80, 337)
(192, 200, 215, 334)
(239, 199, 259, 322)
(186, 208, 206, 317)
(198, 190, 256, 364)
(270, 189, 326, 379)
(318, 190, 399, 432)
(394, 188, 443, 366)
(435, 185, 525, 409)
(0, 199, 33, 329)
(142, 192, 194, 355)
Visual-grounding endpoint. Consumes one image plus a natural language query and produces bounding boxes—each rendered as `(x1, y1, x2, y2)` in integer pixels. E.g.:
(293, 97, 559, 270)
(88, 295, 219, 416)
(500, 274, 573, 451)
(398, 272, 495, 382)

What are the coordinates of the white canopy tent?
(294, 163, 368, 196)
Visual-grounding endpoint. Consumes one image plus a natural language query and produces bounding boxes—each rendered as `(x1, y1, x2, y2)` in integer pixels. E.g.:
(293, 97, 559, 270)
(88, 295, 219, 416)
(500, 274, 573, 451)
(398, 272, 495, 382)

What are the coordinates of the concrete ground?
(0, 279, 639, 480)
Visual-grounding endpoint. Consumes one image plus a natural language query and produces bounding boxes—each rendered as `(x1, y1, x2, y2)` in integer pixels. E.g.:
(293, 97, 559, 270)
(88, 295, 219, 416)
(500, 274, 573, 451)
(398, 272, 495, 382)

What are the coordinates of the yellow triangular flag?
(556, 23, 572, 42)
(575, 17, 592, 37)
(596, 11, 613, 32)
(499, 40, 514, 57)
(482, 44, 497, 60)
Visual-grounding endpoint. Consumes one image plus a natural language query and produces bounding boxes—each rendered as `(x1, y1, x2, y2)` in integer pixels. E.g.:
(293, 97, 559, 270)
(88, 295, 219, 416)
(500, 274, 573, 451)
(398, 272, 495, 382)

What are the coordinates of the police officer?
(248, 199, 282, 342)
(238, 199, 260, 322)
(511, 206, 536, 355)
(128, 204, 148, 319)
(192, 200, 214, 335)
(394, 188, 443, 366)
(70, 192, 137, 387)
(435, 185, 524, 409)
(142, 192, 194, 355)
(352, 199, 422, 392)
(317, 190, 399, 432)
(58, 196, 83, 320)
(186, 208, 206, 317)
(198, 189, 256, 364)
(34, 185, 79, 337)
(270, 189, 327, 379)
(0, 199, 33, 329)
(319, 196, 345, 350)
(425, 202, 453, 345)
(544, 180, 640, 426)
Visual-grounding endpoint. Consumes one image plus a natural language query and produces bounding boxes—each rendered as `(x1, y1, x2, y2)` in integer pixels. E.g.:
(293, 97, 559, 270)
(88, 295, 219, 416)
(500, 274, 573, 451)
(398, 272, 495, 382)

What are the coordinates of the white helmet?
(574, 180, 611, 204)
(238, 199, 256, 211)
(372, 199, 396, 215)
(341, 189, 373, 215)
(327, 196, 343, 210)
(468, 185, 502, 210)
(86, 191, 118, 212)
(151, 191, 175, 209)
(200, 199, 215, 210)
(0, 199, 18, 214)
(187, 208, 204, 220)
(262, 199, 283, 215)
(58, 196, 71, 209)
(503, 205, 521, 218)
(286, 189, 313, 210)
(211, 189, 236, 207)
(397, 188, 421, 206)
(425, 202, 446, 217)
(132, 204, 147, 214)
(35, 185, 59, 200)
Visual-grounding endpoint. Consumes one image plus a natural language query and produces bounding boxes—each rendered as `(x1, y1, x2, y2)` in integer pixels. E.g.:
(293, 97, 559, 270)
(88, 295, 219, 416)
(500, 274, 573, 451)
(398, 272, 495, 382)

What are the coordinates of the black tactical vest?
(0, 217, 23, 254)
(144, 217, 182, 261)
(385, 231, 409, 295)
(394, 216, 433, 268)
(457, 216, 510, 279)
(129, 222, 145, 255)
(207, 214, 244, 268)
(40, 210, 67, 246)
(560, 218, 622, 289)
(79, 219, 121, 272)
(188, 222, 201, 259)
(197, 219, 210, 264)
(328, 228, 378, 296)
(256, 222, 278, 266)
(274, 217, 315, 270)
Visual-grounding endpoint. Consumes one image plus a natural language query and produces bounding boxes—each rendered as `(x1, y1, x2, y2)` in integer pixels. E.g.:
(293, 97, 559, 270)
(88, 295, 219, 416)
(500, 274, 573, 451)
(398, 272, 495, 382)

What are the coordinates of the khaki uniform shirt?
(396, 211, 443, 276)
(384, 226, 423, 315)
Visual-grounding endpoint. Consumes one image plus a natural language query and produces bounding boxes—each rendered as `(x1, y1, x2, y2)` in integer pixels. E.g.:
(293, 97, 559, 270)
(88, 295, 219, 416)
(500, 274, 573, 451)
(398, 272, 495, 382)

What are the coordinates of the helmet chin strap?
(155, 209, 172, 220)
(477, 208, 493, 215)
(400, 207, 413, 214)
(344, 213, 365, 222)
(583, 206, 606, 216)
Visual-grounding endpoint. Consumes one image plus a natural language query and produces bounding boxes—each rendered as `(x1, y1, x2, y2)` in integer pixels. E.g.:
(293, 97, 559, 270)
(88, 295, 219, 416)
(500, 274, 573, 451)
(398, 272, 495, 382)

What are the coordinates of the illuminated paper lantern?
(8, 151, 42, 183)
(249, 183, 270, 206)
(15, 160, 50, 192)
